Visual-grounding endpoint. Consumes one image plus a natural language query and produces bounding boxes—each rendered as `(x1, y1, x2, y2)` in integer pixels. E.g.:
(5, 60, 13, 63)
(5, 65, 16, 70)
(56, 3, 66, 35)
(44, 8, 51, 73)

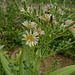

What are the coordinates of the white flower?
(43, 4, 54, 12)
(22, 30, 39, 47)
(60, 20, 74, 28)
(40, 14, 57, 24)
(43, 4, 50, 12)
(44, 14, 51, 22)
(65, 20, 74, 25)
(22, 21, 37, 29)
(39, 14, 55, 22)
(34, 28, 45, 35)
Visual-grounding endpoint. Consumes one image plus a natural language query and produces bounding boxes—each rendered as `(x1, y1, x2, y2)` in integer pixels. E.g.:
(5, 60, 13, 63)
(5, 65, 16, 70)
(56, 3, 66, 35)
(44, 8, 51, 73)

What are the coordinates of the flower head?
(34, 28, 45, 35)
(43, 4, 54, 12)
(44, 14, 50, 22)
(22, 21, 37, 29)
(43, 4, 50, 12)
(65, 20, 74, 25)
(22, 30, 39, 47)
(40, 14, 55, 22)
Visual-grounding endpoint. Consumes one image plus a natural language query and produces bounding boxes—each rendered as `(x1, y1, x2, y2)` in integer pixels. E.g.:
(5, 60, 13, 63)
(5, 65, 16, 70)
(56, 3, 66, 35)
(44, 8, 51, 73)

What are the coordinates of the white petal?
(26, 30, 29, 35)
(23, 34, 26, 37)
(26, 41, 29, 45)
(22, 38, 26, 40)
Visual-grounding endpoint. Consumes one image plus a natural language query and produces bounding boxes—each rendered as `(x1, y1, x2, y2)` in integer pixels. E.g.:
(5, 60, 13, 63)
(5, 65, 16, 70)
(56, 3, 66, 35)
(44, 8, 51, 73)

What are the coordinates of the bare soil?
(41, 54, 75, 74)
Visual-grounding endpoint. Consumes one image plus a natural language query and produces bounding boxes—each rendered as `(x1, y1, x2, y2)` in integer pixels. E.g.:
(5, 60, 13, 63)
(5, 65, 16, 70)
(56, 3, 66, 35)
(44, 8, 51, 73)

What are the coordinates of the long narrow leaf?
(0, 53, 16, 75)
(19, 45, 31, 75)
(48, 65, 75, 75)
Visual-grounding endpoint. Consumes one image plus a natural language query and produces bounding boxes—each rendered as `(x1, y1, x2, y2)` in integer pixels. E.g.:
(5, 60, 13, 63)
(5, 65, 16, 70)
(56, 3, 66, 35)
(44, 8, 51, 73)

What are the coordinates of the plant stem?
(33, 59, 41, 75)
(19, 45, 30, 75)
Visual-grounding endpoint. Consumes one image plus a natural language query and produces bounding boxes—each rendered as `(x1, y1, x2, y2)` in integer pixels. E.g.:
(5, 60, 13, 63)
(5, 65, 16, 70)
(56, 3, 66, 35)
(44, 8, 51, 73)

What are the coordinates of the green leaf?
(0, 53, 17, 75)
(19, 45, 31, 75)
(0, 53, 13, 75)
(48, 65, 75, 75)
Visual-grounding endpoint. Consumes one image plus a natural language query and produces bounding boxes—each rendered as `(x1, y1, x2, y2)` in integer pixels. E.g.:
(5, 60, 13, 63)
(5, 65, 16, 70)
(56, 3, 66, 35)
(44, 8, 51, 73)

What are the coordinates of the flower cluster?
(42, 3, 75, 37)
(21, 1, 75, 48)
(22, 21, 45, 47)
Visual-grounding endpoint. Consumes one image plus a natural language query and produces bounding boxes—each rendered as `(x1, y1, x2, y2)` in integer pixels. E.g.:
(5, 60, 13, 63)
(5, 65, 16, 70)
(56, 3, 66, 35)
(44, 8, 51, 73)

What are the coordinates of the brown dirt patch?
(41, 54, 74, 74)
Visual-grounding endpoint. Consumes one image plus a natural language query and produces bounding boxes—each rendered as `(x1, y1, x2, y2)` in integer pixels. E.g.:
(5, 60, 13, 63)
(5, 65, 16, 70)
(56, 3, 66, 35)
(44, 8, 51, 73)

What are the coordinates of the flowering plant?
(19, 0, 75, 74)
(0, 0, 75, 75)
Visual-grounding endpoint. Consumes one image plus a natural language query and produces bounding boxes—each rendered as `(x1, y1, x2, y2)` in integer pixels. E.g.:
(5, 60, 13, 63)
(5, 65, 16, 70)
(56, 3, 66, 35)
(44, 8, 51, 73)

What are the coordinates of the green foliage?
(0, 61, 6, 75)
(48, 65, 75, 75)
(19, 0, 75, 75)
(27, 0, 75, 4)
(11, 50, 22, 66)
(0, 0, 75, 75)
(0, 45, 6, 75)
(0, 3, 23, 50)
(0, 53, 19, 75)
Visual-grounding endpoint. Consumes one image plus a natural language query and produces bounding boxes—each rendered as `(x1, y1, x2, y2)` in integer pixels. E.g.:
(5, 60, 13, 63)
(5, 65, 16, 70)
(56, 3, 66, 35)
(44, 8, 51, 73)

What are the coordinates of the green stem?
(19, 45, 30, 75)
(32, 47, 35, 61)
(33, 59, 41, 75)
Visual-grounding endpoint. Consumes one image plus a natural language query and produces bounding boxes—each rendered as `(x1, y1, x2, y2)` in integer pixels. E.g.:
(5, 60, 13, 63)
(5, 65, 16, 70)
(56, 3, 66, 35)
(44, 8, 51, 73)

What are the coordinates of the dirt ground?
(41, 54, 74, 74)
